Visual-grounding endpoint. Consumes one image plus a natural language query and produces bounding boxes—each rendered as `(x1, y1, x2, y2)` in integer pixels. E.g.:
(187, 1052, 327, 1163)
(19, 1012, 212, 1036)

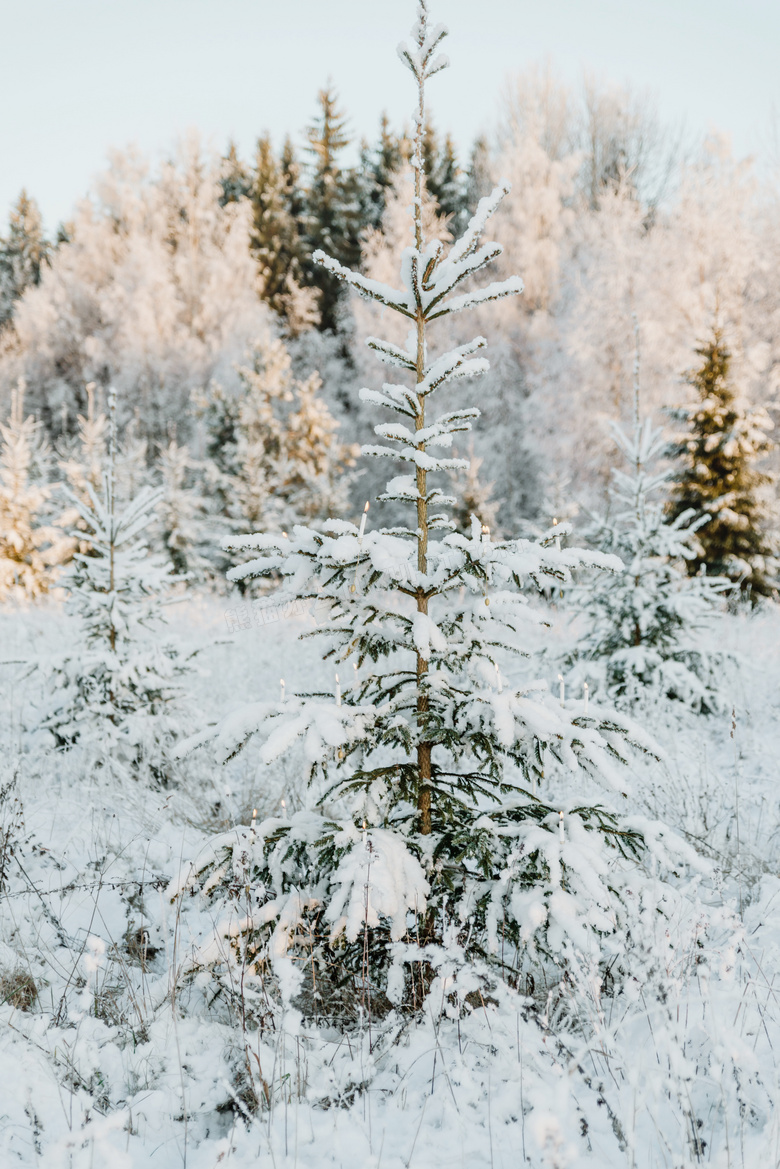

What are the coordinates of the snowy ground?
(2, 590, 780, 1168)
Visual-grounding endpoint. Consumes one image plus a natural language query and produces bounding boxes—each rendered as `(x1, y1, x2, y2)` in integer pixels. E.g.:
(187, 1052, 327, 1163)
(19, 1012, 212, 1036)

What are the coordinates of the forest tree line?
(0, 69, 778, 598)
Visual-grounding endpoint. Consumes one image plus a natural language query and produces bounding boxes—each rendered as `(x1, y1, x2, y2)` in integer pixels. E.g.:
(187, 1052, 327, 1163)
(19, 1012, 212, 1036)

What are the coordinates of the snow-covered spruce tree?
(0, 382, 69, 599)
(667, 328, 777, 600)
(42, 392, 192, 785)
(173, 3, 665, 1016)
(566, 409, 729, 714)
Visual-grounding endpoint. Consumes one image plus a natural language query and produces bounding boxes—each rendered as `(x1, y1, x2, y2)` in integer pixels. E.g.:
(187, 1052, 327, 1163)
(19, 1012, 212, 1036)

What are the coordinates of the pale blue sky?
(1, 0, 777, 231)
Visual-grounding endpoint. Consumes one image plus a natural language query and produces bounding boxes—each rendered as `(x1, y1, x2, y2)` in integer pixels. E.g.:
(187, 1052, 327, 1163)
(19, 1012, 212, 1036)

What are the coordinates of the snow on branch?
(419, 338, 489, 396)
(416, 409, 480, 444)
(427, 277, 525, 321)
(362, 443, 467, 473)
(373, 410, 478, 453)
(312, 250, 414, 318)
(359, 386, 417, 418)
(446, 182, 511, 268)
(366, 337, 416, 371)
(374, 423, 417, 446)
(423, 242, 505, 314)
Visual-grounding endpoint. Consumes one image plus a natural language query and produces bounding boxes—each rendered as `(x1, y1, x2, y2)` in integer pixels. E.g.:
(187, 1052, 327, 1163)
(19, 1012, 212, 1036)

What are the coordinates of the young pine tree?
(667, 329, 777, 599)
(0, 383, 69, 599)
(567, 406, 728, 714)
(175, 3, 664, 1016)
(43, 391, 191, 784)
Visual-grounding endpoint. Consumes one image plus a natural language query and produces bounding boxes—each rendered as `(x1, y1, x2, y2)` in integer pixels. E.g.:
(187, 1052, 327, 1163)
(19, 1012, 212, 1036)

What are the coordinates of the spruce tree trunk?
(416, 307, 431, 834)
(413, 72, 432, 836)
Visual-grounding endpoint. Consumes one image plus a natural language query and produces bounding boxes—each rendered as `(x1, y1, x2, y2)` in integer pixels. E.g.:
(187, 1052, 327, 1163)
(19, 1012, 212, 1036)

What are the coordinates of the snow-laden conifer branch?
(377, 477, 456, 506)
(362, 443, 469, 473)
(366, 337, 416, 370)
(66, 482, 165, 550)
(444, 182, 511, 268)
(312, 251, 415, 318)
(422, 241, 505, 313)
(314, 178, 523, 323)
(418, 338, 489, 396)
(359, 386, 417, 418)
(426, 276, 525, 320)
(374, 409, 479, 450)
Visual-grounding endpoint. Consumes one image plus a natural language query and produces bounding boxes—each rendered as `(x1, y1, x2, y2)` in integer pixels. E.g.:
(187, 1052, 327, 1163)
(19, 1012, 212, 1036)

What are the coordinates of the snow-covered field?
(1, 590, 779, 1168)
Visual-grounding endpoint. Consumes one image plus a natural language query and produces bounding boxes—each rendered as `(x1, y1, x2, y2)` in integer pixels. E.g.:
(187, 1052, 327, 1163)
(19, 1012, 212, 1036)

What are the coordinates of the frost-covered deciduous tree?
(2, 139, 269, 443)
(174, 3, 672, 1017)
(43, 393, 191, 784)
(667, 328, 777, 599)
(0, 382, 69, 599)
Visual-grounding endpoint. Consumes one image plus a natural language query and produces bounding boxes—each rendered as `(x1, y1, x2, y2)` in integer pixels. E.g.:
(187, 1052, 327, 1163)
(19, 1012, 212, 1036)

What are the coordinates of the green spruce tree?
(667, 329, 777, 599)
(301, 86, 362, 333)
(423, 122, 465, 224)
(0, 191, 49, 329)
(358, 113, 407, 230)
(218, 141, 251, 206)
(249, 135, 313, 331)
